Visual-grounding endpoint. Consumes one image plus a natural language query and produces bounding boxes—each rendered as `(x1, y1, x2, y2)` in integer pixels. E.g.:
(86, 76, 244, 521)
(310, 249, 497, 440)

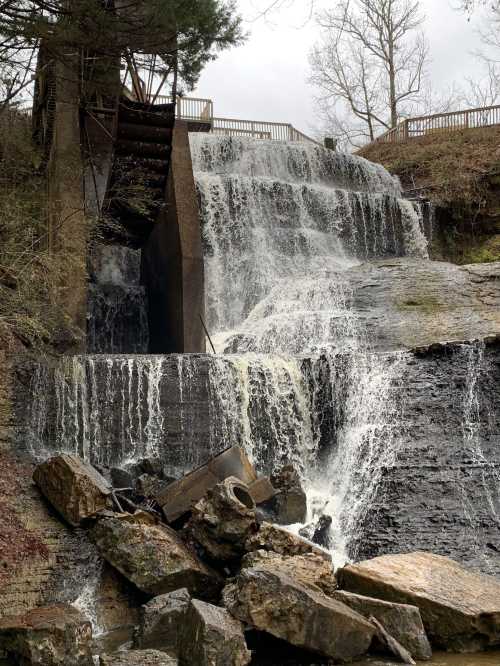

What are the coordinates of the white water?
(458, 342, 500, 575)
(190, 134, 426, 562)
(28, 356, 165, 468)
(191, 135, 428, 342)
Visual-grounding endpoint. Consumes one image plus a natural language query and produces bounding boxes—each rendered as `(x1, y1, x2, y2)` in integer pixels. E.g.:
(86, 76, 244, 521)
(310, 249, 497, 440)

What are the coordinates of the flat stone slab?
(223, 566, 375, 661)
(332, 590, 431, 660)
(0, 604, 93, 665)
(33, 454, 111, 526)
(100, 651, 178, 665)
(337, 552, 500, 651)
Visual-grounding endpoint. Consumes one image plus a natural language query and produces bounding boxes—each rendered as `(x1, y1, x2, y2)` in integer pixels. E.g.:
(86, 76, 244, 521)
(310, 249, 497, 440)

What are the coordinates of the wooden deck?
(372, 104, 500, 145)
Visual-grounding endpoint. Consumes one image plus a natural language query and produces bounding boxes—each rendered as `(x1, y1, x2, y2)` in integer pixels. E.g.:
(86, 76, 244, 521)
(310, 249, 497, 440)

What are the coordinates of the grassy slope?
(358, 126, 500, 263)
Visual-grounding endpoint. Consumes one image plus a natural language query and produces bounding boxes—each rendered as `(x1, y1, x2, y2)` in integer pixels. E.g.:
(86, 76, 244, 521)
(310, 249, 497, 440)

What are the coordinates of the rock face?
(90, 512, 221, 599)
(179, 599, 251, 666)
(241, 551, 337, 597)
(100, 651, 178, 665)
(338, 552, 500, 651)
(332, 590, 432, 661)
(33, 454, 112, 526)
(135, 588, 191, 652)
(356, 341, 500, 574)
(269, 465, 307, 525)
(187, 477, 257, 561)
(223, 566, 375, 661)
(0, 605, 93, 666)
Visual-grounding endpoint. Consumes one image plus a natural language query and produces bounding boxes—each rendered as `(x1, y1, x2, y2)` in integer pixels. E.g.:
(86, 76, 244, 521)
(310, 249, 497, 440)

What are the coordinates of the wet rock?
(370, 616, 416, 665)
(90, 511, 221, 599)
(110, 467, 135, 490)
(0, 604, 93, 665)
(135, 588, 190, 651)
(245, 522, 328, 559)
(241, 550, 337, 597)
(303, 515, 333, 549)
(187, 477, 257, 561)
(269, 465, 307, 525)
(158, 447, 257, 523)
(33, 454, 112, 527)
(247, 477, 276, 505)
(100, 651, 178, 665)
(136, 474, 165, 498)
(337, 552, 500, 651)
(179, 599, 251, 666)
(332, 590, 431, 660)
(223, 566, 375, 661)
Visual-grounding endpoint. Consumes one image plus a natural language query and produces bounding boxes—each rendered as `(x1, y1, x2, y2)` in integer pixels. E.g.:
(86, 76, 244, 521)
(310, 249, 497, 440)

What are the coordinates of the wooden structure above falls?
(103, 97, 175, 244)
(96, 97, 206, 354)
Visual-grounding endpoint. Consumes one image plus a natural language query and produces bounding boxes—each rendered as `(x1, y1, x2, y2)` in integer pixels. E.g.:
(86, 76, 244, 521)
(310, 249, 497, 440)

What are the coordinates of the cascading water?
(457, 342, 500, 575)
(190, 134, 429, 562)
(88, 244, 149, 354)
(190, 135, 427, 344)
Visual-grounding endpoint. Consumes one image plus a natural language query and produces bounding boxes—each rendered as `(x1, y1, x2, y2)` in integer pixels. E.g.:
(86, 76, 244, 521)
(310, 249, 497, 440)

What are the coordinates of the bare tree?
(310, 36, 388, 146)
(461, 61, 500, 107)
(310, 0, 429, 147)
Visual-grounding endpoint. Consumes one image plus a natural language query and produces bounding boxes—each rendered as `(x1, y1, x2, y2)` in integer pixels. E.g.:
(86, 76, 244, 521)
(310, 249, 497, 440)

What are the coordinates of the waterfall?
(306, 352, 408, 566)
(73, 557, 105, 636)
(208, 355, 318, 475)
(189, 134, 430, 562)
(191, 135, 428, 348)
(457, 342, 500, 574)
(88, 245, 149, 354)
(28, 356, 166, 468)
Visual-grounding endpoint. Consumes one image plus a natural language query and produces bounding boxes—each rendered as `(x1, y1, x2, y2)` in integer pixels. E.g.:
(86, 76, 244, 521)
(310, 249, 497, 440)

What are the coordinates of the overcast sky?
(191, 0, 488, 136)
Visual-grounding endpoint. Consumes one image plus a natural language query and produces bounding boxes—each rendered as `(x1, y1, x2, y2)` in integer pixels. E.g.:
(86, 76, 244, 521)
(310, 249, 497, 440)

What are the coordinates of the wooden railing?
(212, 117, 317, 143)
(149, 94, 317, 144)
(150, 94, 214, 122)
(374, 104, 500, 144)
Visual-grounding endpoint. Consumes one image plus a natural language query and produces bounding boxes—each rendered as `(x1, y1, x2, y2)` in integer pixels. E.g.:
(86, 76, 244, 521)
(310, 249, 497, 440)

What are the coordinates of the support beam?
(47, 56, 87, 352)
(142, 120, 205, 353)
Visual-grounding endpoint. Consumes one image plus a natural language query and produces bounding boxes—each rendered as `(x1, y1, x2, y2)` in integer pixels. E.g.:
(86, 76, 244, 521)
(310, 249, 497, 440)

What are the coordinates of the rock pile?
(4, 449, 498, 665)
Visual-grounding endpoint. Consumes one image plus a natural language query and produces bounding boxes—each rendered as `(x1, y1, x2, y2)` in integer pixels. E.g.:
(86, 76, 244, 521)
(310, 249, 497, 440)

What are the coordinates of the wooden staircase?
(103, 97, 175, 245)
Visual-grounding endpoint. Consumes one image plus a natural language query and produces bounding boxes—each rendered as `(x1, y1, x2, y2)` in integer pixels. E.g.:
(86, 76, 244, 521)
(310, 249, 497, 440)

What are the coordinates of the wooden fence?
(150, 94, 318, 144)
(374, 104, 500, 144)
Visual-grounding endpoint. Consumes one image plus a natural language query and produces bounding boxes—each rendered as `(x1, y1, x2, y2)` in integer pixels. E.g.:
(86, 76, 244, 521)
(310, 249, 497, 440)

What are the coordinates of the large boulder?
(0, 605, 93, 666)
(33, 454, 112, 526)
(223, 566, 375, 661)
(179, 599, 251, 666)
(332, 591, 432, 661)
(135, 588, 191, 652)
(370, 616, 415, 665)
(245, 522, 328, 559)
(269, 465, 307, 525)
(337, 552, 500, 651)
(100, 651, 178, 665)
(241, 550, 337, 597)
(187, 477, 257, 561)
(90, 512, 221, 599)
